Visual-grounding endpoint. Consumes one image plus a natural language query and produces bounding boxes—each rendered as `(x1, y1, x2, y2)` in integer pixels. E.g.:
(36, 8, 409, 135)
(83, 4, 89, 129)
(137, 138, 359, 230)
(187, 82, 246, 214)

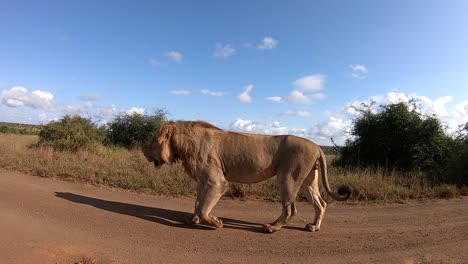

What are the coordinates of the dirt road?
(1, 169, 467, 263)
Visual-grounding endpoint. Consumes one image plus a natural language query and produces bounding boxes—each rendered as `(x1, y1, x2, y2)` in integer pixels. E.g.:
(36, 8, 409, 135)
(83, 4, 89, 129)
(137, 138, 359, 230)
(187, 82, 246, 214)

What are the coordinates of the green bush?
(106, 109, 167, 149)
(337, 101, 453, 173)
(38, 115, 107, 151)
(446, 122, 468, 185)
(0, 125, 8, 134)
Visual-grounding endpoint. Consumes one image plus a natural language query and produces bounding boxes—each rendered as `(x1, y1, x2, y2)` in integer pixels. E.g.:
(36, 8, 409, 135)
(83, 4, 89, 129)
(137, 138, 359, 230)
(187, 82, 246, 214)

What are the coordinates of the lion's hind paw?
(261, 224, 277, 233)
(305, 223, 319, 232)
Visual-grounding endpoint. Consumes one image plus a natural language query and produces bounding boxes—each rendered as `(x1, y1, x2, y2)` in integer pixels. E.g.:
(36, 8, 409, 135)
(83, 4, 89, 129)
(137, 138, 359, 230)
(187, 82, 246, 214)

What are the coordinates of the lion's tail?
(318, 148, 352, 201)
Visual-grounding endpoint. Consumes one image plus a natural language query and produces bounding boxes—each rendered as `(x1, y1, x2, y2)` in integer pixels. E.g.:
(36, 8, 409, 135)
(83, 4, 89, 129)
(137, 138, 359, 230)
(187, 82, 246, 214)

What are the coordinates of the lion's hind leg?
(262, 203, 296, 233)
(300, 169, 327, 232)
(262, 170, 307, 233)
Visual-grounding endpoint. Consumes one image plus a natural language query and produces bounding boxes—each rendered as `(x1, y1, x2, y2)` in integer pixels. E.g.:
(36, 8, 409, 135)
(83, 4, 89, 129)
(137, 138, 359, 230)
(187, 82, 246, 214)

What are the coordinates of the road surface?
(0, 168, 467, 263)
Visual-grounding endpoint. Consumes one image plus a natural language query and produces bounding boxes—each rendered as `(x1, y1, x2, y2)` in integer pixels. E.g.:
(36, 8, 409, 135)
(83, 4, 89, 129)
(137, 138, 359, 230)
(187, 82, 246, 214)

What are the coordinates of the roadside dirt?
(0, 168, 467, 264)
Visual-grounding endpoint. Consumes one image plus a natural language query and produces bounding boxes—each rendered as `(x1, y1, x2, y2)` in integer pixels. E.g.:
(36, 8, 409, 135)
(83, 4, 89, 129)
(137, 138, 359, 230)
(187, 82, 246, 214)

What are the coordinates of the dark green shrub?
(446, 122, 468, 185)
(106, 109, 167, 149)
(38, 115, 107, 151)
(337, 102, 453, 173)
(0, 125, 8, 134)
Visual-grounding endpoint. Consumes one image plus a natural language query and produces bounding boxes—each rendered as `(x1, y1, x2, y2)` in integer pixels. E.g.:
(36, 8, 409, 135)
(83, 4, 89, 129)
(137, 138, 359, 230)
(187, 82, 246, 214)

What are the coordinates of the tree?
(447, 122, 468, 184)
(337, 102, 453, 173)
(106, 109, 167, 149)
(38, 115, 107, 151)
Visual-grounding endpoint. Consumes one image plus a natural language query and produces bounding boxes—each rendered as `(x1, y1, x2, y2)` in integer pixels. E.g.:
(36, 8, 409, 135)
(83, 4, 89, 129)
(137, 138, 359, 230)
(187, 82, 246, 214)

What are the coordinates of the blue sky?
(1, 0, 467, 145)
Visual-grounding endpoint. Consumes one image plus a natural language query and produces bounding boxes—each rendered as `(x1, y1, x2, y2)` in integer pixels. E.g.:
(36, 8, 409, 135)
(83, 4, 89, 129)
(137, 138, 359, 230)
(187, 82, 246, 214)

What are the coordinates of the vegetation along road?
(1, 168, 467, 263)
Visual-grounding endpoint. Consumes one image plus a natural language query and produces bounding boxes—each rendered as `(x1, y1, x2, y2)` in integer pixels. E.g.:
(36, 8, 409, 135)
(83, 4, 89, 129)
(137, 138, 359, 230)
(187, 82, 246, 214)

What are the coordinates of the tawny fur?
(144, 121, 351, 233)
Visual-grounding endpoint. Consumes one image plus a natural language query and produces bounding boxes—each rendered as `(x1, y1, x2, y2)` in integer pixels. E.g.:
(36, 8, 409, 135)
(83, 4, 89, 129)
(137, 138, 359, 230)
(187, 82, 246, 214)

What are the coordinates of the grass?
(0, 134, 465, 203)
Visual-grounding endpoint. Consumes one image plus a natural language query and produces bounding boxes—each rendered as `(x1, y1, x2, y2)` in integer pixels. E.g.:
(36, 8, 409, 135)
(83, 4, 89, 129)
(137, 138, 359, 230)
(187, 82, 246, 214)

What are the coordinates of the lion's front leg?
(195, 176, 228, 228)
(185, 182, 203, 225)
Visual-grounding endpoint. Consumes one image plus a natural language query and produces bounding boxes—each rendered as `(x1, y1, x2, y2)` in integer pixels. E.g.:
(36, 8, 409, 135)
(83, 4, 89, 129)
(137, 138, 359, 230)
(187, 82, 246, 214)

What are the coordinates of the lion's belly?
(224, 167, 276, 184)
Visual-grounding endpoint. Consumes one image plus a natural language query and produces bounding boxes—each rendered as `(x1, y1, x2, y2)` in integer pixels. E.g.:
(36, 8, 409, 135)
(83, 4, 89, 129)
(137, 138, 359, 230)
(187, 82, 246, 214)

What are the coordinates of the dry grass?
(0, 134, 196, 196)
(0, 134, 465, 203)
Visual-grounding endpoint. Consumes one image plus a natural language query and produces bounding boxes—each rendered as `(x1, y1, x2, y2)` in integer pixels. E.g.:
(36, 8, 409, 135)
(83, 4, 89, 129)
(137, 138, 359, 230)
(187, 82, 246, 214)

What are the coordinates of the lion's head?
(144, 123, 174, 167)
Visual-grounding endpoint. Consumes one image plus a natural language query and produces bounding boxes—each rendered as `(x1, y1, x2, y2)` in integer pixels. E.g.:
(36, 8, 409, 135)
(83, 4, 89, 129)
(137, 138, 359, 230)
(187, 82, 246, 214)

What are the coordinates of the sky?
(1, 0, 467, 145)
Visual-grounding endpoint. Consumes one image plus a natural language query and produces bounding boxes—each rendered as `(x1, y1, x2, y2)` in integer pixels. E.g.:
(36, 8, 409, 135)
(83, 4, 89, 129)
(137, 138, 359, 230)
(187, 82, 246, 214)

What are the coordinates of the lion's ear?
(158, 124, 174, 163)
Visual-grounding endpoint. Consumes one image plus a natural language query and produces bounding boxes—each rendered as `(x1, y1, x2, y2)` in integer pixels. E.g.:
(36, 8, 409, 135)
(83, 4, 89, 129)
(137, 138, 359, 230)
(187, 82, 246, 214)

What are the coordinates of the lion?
(144, 121, 351, 233)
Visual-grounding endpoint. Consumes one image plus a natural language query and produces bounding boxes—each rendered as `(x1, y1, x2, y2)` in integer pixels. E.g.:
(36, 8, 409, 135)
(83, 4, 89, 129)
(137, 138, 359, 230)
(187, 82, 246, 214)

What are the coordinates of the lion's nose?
(154, 160, 160, 167)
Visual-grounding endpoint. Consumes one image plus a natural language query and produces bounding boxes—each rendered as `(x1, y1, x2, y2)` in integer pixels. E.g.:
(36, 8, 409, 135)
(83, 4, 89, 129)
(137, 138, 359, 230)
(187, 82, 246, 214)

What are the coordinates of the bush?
(446, 122, 468, 185)
(38, 115, 107, 151)
(337, 101, 453, 173)
(106, 109, 167, 149)
(0, 125, 8, 134)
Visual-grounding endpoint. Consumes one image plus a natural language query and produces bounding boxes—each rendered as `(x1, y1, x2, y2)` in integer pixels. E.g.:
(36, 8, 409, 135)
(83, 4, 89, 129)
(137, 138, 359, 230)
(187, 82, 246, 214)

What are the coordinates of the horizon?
(1, 1, 467, 145)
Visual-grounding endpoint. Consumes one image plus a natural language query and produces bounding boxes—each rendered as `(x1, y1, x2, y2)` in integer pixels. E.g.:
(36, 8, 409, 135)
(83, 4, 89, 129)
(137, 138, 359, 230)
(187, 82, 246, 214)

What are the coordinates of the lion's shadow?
(54, 192, 266, 232)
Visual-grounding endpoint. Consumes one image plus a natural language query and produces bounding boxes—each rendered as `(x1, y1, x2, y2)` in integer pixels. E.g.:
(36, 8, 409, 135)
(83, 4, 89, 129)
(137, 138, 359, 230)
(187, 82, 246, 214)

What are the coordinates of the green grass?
(0, 134, 465, 203)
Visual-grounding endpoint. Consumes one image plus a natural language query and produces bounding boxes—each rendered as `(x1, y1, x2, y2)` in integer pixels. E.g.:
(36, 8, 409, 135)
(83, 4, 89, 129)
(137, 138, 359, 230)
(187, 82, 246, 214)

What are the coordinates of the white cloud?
(269, 75, 327, 105)
(64, 104, 83, 115)
(431, 96, 452, 117)
(165, 51, 183, 63)
(257, 37, 278, 50)
(350, 64, 368, 79)
(80, 93, 102, 101)
(214, 43, 236, 59)
(229, 119, 307, 136)
(452, 100, 468, 118)
(284, 110, 312, 118)
(38, 113, 48, 122)
(342, 92, 468, 134)
(63, 102, 148, 122)
(171, 90, 191, 95)
(310, 92, 327, 100)
(125, 107, 145, 115)
(350, 64, 367, 73)
(149, 58, 166, 67)
(94, 105, 118, 120)
(200, 89, 227, 96)
(293, 75, 325, 92)
(345, 92, 455, 119)
(311, 115, 353, 145)
(2, 86, 54, 110)
(267, 96, 284, 102)
(237, 84, 254, 103)
(231, 92, 468, 146)
(287, 90, 311, 104)
(351, 73, 367, 80)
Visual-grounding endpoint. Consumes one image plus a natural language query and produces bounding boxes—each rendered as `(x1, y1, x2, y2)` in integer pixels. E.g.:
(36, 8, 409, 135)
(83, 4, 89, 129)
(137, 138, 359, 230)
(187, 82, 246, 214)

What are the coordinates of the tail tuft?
(337, 185, 353, 200)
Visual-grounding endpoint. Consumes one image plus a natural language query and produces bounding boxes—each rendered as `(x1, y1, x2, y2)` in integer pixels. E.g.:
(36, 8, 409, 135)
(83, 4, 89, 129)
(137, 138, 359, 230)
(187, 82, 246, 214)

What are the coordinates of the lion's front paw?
(262, 224, 277, 233)
(184, 215, 201, 225)
(192, 215, 201, 224)
(305, 223, 319, 232)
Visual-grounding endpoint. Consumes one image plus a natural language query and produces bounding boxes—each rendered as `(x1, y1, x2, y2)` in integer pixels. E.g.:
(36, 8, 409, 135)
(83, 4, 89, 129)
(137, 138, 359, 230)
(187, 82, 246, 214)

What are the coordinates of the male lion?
(144, 121, 351, 233)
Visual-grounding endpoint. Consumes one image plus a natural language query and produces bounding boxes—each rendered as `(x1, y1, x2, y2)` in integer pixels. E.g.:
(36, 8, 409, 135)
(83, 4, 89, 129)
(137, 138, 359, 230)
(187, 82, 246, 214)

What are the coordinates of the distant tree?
(447, 122, 468, 184)
(106, 109, 167, 149)
(337, 101, 453, 173)
(38, 115, 107, 151)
